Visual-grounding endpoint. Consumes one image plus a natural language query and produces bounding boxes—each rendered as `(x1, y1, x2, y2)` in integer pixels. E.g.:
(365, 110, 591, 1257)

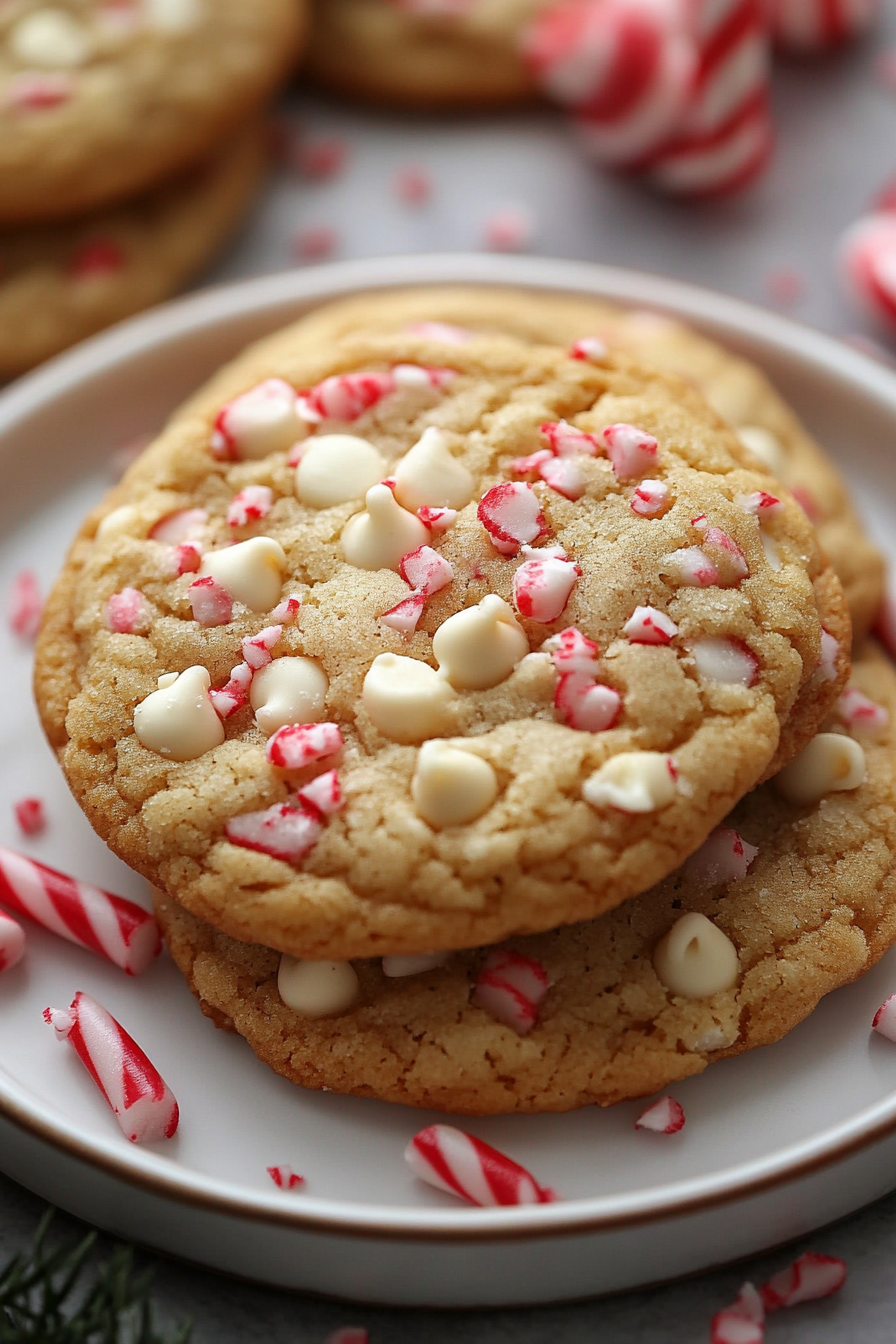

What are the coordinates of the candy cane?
(405, 1124, 556, 1206)
(44, 992, 179, 1143)
(0, 910, 25, 973)
(0, 846, 160, 975)
(267, 1164, 305, 1190)
(768, 0, 877, 51)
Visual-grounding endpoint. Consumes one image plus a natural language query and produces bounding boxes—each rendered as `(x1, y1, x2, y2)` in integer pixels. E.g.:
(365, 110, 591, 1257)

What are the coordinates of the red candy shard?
(711, 1282, 765, 1344)
(685, 826, 758, 884)
(14, 798, 46, 837)
(663, 545, 721, 587)
(406, 1123, 556, 1206)
(297, 769, 344, 818)
(512, 548, 580, 623)
(9, 570, 43, 640)
(540, 419, 602, 457)
(631, 479, 670, 517)
(267, 1164, 305, 1190)
(68, 239, 126, 279)
(837, 686, 889, 736)
(271, 595, 301, 623)
(0, 910, 26, 974)
(380, 593, 427, 634)
(622, 605, 678, 645)
(399, 545, 454, 595)
(546, 626, 622, 731)
(299, 370, 397, 423)
(737, 490, 783, 517)
(406, 320, 470, 345)
(817, 628, 840, 682)
(395, 165, 432, 205)
(44, 991, 178, 1143)
(150, 507, 207, 544)
(568, 336, 607, 362)
(225, 802, 322, 863)
(635, 1095, 685, 1134)
(472, 948, 550, 1035)
(227, 485, 274, 528)
(266, 722, 343, 770)
(294, 136, 347, 179)
(242, 624, 283, 670)
(4, 71, 73, 110)
(872, 992, 896, 1042)
(601, 423, 659, 480)
(538, 455, 588, 500)
(478, 482, 549, 555)
(0, 845, 160, 975)
(187, 576, 233, 628)
(209, 662, 253, 719)
(173, 541, 202, 575)
(700, 527, 749, 581)
(211, 378, 298, 461)
(103, 587, 148, 634)
(761, 1252, 847, 1310)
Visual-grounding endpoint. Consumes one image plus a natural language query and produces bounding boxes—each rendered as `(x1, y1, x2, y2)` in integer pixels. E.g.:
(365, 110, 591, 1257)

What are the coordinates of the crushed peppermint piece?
(512, 550, 580, 623)
(569, 336, 607, 361)
(174, 541, 202, 575)
(9, 570, 43, 640)
(103, 587, 148, 634)
(472, 948, 550, 1035)
(405, 1124, 555, 1206)
(478, 482, 549, 555)
(623, 605, 678, 645)
(271, 595, 301, 623)
(267, 1164, 305, 1190)
(711, 1283, 764, 1344)
(13, 798, 46, 837)
(227, 485, 274, 528)
(817, 628, 840, 682)
(380, 592, 427, 634)
(150, 507, 207, 543)
(296, 769, 344, 817)
(68, 239, 126, 279)
(662, 546, 720, 587)
(226, 802, 323, 864)
(873, 992, 896, 1042)
(547, 627, 621, 731)
(761, 1252, 846, 1310)
(635, 1096, 685, 1134)
(483, 205, 535, 252)
(395, 166, 432, 204)
(631, 479, 670, 516)
(266, 722, 343, 770)
(417, 505, 457, 534)
(242, 625, 282, 670)
(736, 490, 783, 517)
(685, 827, 758, 884)
(837, 686, 889, 737)
(187, 576, 232, 627)
(601, 423, 658, 480)
(293, 226, 339, 263)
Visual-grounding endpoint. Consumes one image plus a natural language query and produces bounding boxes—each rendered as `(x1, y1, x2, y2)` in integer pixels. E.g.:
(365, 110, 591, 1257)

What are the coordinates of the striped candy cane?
(0, 910, 25, 973)
(405, 1125, 556, 1206)
(0, 846, 160, 975)
(767, 0, 877, 50)
(44, 992, 179, 1143)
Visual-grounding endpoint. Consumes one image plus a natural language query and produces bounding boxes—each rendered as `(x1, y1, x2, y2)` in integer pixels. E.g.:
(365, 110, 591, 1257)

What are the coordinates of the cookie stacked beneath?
(0, 0, 306, 378)
(35, 289, 894, 1114)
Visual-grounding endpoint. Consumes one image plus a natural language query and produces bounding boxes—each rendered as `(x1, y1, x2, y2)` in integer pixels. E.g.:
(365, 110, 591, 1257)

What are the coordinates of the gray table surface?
(5, 12, 896, 1338)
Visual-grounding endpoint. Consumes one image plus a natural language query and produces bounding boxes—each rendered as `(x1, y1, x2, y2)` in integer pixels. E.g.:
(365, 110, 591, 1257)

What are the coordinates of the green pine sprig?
(0, 1210, 191, 1344)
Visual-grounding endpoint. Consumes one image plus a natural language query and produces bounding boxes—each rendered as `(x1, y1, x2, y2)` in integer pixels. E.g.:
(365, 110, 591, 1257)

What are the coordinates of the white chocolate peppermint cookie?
(0, 0, 304, 222)
(37, 325, 846, 960)
(154, 642, 896, 1114)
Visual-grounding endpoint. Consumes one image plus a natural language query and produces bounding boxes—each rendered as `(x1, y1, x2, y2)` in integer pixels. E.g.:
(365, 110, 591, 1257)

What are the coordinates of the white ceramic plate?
(3, 255, 896, 1308)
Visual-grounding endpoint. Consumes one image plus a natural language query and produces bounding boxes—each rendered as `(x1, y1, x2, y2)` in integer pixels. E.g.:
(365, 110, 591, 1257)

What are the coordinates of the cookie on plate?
(0, 122, 266, 378)
(304, 0, 542, 109)
(36, 328, 847, 960)
(271, 285, 884, 643)
(156, 641, 895, 1115)
(0, 0, 304, 223)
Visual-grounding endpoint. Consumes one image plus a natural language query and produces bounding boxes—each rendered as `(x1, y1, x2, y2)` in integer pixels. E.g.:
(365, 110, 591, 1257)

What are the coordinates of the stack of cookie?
(0, 0, 306, 380)
(35, 286, 896, 1117)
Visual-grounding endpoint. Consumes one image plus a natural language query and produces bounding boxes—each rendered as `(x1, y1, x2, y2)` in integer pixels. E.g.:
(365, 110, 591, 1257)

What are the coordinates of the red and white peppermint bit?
(103, 587, 148, 634)
(483, 205, 535, 252)
(513, 549, 580, 623)
(325, 1330, 369, 1344)
(173, 542, 202, 576)
(150, 507, 207, 544)
(266, 722, 343, 770)
(685, 826, 758, 884)
(650, 96, 773, 199)
(711, 1283, 765, 1344)
(547, 627, 622, 731)
(211, 378, 299, 461)
(471, 949, 551, 1035)
(0, 911, 25, 973)
(395, 165, 432, 205)
(631, 479, 670, 516)
(478, 482, 549, 555)
(546, 624, 600, 671)
(399, 545, 454, 596)
(292, 226, 339, 263)
(242, 625, 282, 671)
(406, 320, 471, 344)
(209, 661, 253, 719)
(298, 371, 397, 423)
(837, 686, 889, 736)
(623, 605, 678, 645)
(569, 336, 608, 362)
(226, 802, 322, 864)
(635, 1095, 686, 1134)
(227, 485, 274, 528)
(9, 570, 43, 640)
(14, 798, 46, 837)
(267, 1164, 305, 1190)
(770, 0, 877, 51)
(817, 628, 840, 682)
(538, 455, 589, 500)
(406, 1124, 556, 1206)
(4, 70, 74, 110)
(700, 527, 750, 582)
(839, 212, 896, 334)
(872, 992, 896, 1042)
(187, 576, 233, 627)
(601, 423, 658, 480)
(296, 769, 344, 818)
(691, 637, 759, 686)
(44, 992, 178, 1143)
(761, 1252, 847, 1310)
(271, 595, 301, 623)
(737, 490, 783, 517)
(663, 546, 720, 587)
(0, 846, 160, 975)
(380, 592, 427, 635)
(540, 419, 602, 458)
(69, 239, 126, 280)
(417, 505, 457, 535)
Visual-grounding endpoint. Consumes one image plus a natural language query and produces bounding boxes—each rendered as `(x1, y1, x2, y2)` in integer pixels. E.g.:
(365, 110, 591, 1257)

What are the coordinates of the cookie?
(0, 122, 266, 379)
(304, 0, 541, 109)
(35, 327, 847, 960)
(155, 641, 896, 1115)
(270, 285, 884, 643)
(0, 0, 303, 223)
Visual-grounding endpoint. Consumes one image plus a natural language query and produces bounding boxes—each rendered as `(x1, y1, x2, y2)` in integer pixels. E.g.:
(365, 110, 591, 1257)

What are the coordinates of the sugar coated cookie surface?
(276, 285, 883, 643)
(156, 642, 896, 1114)
(0, 0, 304, 222)
(36, 327, 845, 959)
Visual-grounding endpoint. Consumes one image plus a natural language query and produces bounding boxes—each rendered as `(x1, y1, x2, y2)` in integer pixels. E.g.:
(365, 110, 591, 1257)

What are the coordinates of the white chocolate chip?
(144, 0, 204, 30)
(133, 666, 224, 760)
(736, 425, 786, 477)
(582, 751, 677, 813)
(199, 538, 286, 612)
(392, 427, 475, 512)
(774, 731, 866, 806)
(382, 952, 450, 977)
(10, 9, 93, 67)
(96, 505, 140, 538)
(277, 956, 359, 1017)
(412, 740, 499, 829)
(249, 657, 328, 736)
(362, 653, 456, 743)
(432, 595, 528, 691)
(653, 912, 739, 999)
(295, 434, 387, 509)
(340, 484, 430, 571)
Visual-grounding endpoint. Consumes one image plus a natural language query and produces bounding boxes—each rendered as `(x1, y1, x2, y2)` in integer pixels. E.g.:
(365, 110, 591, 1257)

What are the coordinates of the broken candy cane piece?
(623, 605, 678, 645)
(837, 686, 889, 737)
(44, 992, 178, 1143)
(14, 797, 46, 836)
(417, 505, 456, 535)
(298, 367, 447, 423)
(775, 732, 866, 806)
(512, 548, 580, 623)
(761, 1252, 847, 1310)
(266, 722, 343, 770)
(103, 587, 149, 634)
(405, 1124, 556, 1206)
(635, 1096, 686, 1134)
(546, 627, 621, 731)
(653, 912, 739, 998)
(405, 320, 470, 343)
(691, 638, 759, 686)
(227, 485, 274, 527)
(736, 490, 783, 518)
(685, 827, 758, 884)
(817, 628, 840, 682)
(568, 336, 607, 362)
(149, 507, 207, 544)
(212, 379, 302, 460)
(242, 625, 282, 670)
(209, 662, 253, 720)
(631, 479, 670, 517)
(477, 482, 549, 556)
(8, 570, 43, 640)
(296, 769, 343, 818)
(583, 752, 677, 812)
(400, 545, 454, 596)
(379, 592, 427, 635)
(226, 803, 323, 863)
(0, 845, 160, 974)
(267, 1165, 304, 1190)
(4, 70, 74, 110)
(472, 949, 550, 1035)
(187, 575, 233, 627)
(540, 419, 602, 458)
(271, 595, 301, 623)
(537, 455, 588, 500)
(703, 527, 750, 580)
(382, 952, 450, 977)
(545, 624, 599, 672)
(174, 541, 202, 576)
(873, 993, 896, 1042)
(601, 424, 658, 480)
(0, 911, 25, 973)
(711, 1284, 765, 1344)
